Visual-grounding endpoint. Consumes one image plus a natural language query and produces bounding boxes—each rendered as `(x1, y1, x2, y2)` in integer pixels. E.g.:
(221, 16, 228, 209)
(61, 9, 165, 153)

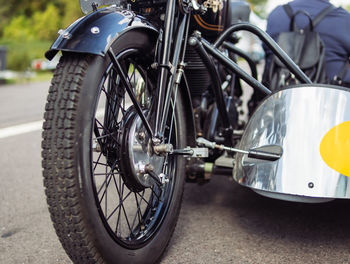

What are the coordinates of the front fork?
(154, 0, 193, 143)
(106, 0, 193, 185)
(108, 0, 190, 144)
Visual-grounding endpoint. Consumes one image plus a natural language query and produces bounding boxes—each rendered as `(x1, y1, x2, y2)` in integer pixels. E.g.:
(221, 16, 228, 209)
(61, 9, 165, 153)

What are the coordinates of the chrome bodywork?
(234, 85, 350, 202)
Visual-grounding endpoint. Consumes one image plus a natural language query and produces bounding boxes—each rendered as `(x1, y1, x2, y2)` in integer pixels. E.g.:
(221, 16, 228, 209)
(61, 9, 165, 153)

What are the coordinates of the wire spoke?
(106, 191, 132, 221)
(97, 160, 118, 197)
(90, 48, 178, 245)
(119, 183, 133, 235)
(95, 118, 116, 139)
(104, 74, 120, 120)
(150, 185, 161, 201)
(115, 167, 123, 235)
(104, 162, 108, 217)
(135, 191, 152, 207)
(137, 190, 145, 220)
(131, 191, 145, 230)
(93, 152, 104, 171)
(93, 160, 109, 167)
(98, 173, 113, 203)
(101, 90, 120, 126)
(94, 172, 117, 176)
(93, 132, 117, 141)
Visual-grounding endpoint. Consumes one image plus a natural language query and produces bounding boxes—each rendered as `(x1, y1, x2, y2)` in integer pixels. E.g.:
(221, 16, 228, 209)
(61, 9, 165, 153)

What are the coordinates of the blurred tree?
(33, 4, 61, 40)
(0, 0, 81, 71)
(1, 0, 81, 39)
(3, 15, 35, 41)
(60, 0, 82, 27)
(247, 0, 268, 17)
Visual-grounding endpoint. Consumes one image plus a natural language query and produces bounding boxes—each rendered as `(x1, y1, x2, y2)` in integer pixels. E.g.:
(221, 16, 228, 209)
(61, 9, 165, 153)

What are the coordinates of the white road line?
(0, 106, 128, 139)
(0, 120, 44, 139)
(0, 109, 106, 139)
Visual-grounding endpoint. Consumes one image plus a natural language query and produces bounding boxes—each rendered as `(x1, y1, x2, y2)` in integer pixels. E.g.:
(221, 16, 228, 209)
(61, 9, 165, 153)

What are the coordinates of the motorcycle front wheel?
(42, 31, 187, 264)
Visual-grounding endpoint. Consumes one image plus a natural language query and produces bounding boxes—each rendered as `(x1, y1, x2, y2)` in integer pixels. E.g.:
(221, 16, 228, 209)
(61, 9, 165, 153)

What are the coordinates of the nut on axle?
(153, 144, 174, 155)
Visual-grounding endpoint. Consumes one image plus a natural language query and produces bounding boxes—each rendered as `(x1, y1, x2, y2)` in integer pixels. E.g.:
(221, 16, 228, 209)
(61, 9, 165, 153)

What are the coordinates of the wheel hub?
(119, 110, 164, 192)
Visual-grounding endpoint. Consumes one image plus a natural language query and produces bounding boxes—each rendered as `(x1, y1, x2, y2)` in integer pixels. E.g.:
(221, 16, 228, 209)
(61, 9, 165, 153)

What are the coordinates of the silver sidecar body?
(234, 85, 350, 203)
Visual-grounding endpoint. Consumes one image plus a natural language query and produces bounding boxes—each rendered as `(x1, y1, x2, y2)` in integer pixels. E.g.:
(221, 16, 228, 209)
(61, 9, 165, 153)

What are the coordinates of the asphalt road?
(1, 81, 350, 264)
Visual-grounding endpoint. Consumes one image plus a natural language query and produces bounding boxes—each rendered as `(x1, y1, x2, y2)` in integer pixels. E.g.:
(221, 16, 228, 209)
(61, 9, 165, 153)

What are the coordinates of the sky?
(266, 0, 349, 13)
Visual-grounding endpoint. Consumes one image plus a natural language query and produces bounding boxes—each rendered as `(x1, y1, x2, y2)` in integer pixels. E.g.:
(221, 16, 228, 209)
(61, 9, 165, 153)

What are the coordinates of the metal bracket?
(171, 147, 209, 157)
(196, 137, 282, 161)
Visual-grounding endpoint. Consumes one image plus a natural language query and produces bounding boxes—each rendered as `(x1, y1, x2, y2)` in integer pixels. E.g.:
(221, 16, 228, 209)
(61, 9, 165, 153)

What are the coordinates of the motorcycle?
(41, 0, 350, 263)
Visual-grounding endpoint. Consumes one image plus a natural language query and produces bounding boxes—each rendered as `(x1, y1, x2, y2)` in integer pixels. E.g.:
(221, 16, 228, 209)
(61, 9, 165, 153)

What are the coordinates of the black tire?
(42, 30, 187, 264)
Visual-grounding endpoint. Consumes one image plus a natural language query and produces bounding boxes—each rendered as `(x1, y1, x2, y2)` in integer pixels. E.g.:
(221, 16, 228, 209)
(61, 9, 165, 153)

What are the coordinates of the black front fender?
(45, 6, 158, 60)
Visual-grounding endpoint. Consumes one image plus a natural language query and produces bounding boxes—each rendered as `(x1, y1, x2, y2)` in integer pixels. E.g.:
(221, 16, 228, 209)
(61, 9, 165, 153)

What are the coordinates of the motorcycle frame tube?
(203, 38, 271, 95)
(45, 6, 158, 60)
(222, 41, 258, 80)
(214, 22, 312, 85)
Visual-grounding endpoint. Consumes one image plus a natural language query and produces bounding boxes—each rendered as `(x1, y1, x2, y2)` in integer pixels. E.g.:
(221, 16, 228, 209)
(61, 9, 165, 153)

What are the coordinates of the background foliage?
(248, 0, 268, 17)
(0, 0, 81, 37)
(0, 0, 81, 71)
(0, 0, 348, 71)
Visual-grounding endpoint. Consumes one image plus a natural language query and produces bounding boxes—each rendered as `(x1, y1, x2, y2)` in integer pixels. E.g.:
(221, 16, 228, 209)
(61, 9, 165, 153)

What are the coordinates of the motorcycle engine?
(185, 46, 212, 103)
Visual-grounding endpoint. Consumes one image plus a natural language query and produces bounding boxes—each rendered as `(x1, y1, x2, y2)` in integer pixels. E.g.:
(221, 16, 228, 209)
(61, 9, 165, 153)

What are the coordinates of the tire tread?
(42, 54, 103, 264)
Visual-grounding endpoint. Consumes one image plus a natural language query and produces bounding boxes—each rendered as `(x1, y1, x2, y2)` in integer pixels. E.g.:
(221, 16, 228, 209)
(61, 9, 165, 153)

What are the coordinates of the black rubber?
(42, 30, 187, 264)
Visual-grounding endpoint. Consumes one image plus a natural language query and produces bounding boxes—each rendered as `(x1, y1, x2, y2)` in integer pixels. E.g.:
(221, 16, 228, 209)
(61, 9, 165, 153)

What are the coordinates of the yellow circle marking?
(320, 121, 350, 177)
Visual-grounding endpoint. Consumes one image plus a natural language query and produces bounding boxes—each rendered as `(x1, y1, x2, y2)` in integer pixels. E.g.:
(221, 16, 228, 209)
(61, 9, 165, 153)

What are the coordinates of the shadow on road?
(163, 175, 350, 263)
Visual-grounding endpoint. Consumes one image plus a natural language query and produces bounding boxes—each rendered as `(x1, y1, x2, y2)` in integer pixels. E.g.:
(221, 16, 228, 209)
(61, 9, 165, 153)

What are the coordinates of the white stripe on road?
(0, 104, 134, 139)
(0, 120, 44, 139)
(0, 109, 108, 139)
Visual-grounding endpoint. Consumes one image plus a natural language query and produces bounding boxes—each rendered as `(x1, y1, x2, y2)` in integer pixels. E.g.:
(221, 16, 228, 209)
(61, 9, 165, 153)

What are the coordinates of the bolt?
(308, 182, 314, 188)
(144, 164, 154, 173)
(138, 132, 146, 141)
(91, 26, 100, 34)
(159, 173, 169, 184)
(136, 162, 146, 174)
(153, 144, 173, 155)
(193, 30, 202, 38)
(152, 137, 161, 145)
(151, 62, 158, 69)
(188, 37, 198, 46)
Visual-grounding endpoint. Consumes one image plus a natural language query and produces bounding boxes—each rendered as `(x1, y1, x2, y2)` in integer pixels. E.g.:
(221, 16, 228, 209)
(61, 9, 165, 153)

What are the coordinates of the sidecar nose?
(234, 84, 350, 203)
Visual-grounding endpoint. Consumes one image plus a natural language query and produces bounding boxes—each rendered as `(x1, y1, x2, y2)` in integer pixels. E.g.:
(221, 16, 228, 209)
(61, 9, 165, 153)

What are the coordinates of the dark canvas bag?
(267, 4, 335, 91)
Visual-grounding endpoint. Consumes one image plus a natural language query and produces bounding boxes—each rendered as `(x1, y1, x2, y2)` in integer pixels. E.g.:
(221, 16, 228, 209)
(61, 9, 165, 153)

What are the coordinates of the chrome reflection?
(234, 85, 350, 201)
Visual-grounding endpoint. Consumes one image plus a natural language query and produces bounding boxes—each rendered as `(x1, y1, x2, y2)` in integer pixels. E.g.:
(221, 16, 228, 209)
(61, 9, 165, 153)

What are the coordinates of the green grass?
(0, 38, 52, 71)
(0, 38, 54, 84)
